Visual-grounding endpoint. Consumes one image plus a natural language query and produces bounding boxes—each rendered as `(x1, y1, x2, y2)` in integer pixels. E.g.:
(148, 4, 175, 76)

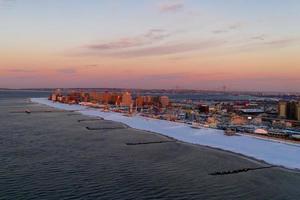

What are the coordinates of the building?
(89, 92, 101, 102)
(102, 91, 111, 104)
(121, 92, 132, 107)
(287, 101, 297, 120)
(159, 96, 170, 108)
(152, 96, 160, 107)
(136, 96, 144, 107)
(278, 101, 287, 118)
(296, 103, 300, 121)
(51, 93, 58, 101)
(50, 89, 62, 101)
(231, 115, 247, 125)
(198, 104, 209, 114)
(278, 100, 300, 120)
(143, 96, 153, 106)
(110, 93, 121, 105)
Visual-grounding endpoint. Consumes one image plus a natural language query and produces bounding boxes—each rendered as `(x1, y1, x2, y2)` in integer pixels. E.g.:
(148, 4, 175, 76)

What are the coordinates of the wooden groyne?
(86, 126, 128, 130)
(209, 166, 275, 176)
(78, 118, 104, 122)
(10, 110, 76, 114)
(126, 140, 175, 146)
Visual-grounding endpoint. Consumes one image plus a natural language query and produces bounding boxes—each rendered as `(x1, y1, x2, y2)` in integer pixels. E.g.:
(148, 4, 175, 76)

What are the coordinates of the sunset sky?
(0, 0, 300, 92)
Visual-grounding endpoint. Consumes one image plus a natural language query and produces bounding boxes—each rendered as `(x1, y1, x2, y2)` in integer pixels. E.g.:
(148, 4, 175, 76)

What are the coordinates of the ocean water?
(1, 90, 300, 200)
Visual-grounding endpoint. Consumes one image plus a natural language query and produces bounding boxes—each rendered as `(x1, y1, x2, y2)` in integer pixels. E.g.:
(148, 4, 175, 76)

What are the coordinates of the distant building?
(67, 91, 81, 103)
(159, 96, 170, 108)
(278, 101, 287, 118)
(50, 89, 62, 101)
(89, 92, 101, 102)
(110, 93, 121, 105)
(51, 94, 57, 101)
(143, 96, 153, 106)
(198, 104, 209, 114)
(296, 103, 300, 121)
(121, 92, 132, 107)
(136, 96, 144, 107)
(102, 91, 111, 104)
(152, 96, 160, 107)
(278, 101, 300, 120)
(231, 115, 247, 125)
(287, 101, 297, 120)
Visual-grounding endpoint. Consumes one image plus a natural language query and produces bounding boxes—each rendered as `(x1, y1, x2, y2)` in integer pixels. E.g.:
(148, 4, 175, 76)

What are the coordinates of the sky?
(0, 0, 300, 92)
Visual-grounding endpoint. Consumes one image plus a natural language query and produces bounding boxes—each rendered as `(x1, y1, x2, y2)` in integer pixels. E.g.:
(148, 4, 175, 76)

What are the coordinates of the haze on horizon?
(0, 0, 299, 92)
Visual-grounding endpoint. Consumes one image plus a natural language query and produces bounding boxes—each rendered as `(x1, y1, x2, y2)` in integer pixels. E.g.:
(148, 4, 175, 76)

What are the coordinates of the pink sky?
(1, 0, 300, 92)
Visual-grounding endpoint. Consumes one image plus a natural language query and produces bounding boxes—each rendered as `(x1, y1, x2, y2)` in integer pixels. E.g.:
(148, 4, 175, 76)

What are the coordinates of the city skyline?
(1, 0, 300, 92)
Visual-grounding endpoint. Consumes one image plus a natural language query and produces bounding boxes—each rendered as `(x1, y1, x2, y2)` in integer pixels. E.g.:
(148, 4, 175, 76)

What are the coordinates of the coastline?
(30, 97, 300, 171)
(133, 128, 300, 173)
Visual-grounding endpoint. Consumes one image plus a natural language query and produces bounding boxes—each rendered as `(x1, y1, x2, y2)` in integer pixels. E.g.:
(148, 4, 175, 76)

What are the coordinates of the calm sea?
(1, 90, 300, 200)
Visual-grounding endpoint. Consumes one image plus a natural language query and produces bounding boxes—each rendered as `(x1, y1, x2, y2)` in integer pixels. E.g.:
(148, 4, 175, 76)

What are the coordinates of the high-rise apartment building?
(278, 101, 287, 118)
(278, 100, 300, 121)
(159, 96, 170, 108)
(136, 96, 144, 107)
(296, 102, 300, 121)
(121, 92, 132, 107)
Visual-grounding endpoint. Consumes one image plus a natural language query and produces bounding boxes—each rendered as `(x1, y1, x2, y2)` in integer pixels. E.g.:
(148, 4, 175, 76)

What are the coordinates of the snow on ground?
(31, 98, 300, 170)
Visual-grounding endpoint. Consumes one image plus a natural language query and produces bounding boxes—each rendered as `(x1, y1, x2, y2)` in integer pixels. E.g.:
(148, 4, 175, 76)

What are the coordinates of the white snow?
(31, 98, 300, 170)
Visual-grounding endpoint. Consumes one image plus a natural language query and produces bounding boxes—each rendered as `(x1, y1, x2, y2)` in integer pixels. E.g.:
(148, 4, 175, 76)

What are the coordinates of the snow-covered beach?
(31, 98, 300, 170)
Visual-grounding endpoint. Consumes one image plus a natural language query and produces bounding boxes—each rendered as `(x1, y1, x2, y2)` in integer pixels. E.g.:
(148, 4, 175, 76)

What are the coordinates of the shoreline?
(133, 127, 300, 173)
(30, 98, 300, 171)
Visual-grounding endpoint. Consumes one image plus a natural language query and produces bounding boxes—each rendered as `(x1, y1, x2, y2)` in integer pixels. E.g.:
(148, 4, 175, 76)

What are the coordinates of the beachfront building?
(136, 96, 144, 107)
(121, 92, 132, 107)
(159, 96, 170, 108)
(143, 96, 153, 106)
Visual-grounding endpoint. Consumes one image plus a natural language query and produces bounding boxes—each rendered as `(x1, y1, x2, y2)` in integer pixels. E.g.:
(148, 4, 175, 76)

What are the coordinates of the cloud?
(251, 35, 266, 41)
(56, 68, 77, 74)
(78, 29, 226, 57)
(236, 37, 299, 52)
(112, 40, 225, 57)
(86, 29, 170, 51)
(263, 38, 298, 47)
(83, 64, 98, 68)
(228, 23, 243, 30)
(212, 30, 228, 34)
(6, 69, 36, 73)
(85, 39, 225, 58)
(212, 23, 244, 34)
(159, 1, 184, 13)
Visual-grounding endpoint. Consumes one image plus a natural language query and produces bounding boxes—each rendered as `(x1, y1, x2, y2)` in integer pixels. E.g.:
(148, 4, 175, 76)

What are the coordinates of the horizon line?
(1, 87, 300, 95)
